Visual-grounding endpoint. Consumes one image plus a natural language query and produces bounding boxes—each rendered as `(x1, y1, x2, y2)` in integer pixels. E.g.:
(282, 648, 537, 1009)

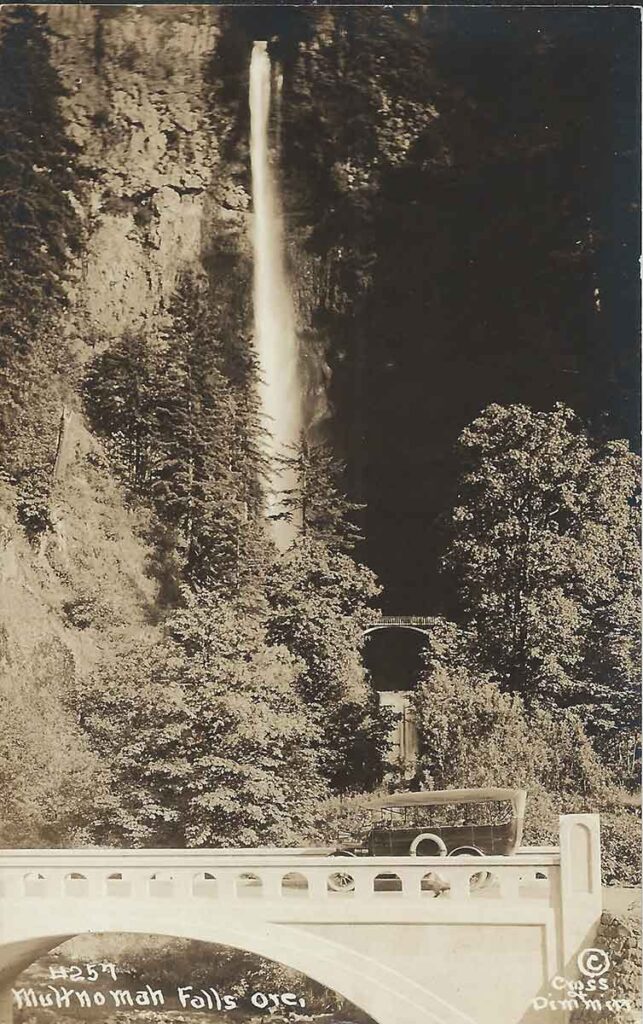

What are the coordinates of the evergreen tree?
(151, 277, 262, 591)
(0, 7, 84, 534)
(0, 5, 82, 363)
(82, 333, 159, 492)
(82, 274, 269, 596)
(273, 437, 365, 552)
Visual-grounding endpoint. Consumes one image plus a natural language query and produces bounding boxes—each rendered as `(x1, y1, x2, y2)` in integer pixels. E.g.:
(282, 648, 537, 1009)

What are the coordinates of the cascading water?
(249, 40, 302, 549)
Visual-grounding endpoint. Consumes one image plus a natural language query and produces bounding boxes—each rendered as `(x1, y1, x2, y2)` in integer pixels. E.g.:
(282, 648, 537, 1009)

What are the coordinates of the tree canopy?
(443, 402, 640, 746)
(81, 592, 325, 847)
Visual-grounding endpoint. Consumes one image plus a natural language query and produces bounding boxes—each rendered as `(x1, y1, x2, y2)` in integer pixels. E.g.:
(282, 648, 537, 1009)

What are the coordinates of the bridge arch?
(362, 618, 432, 691)
(362, 619, 431, 768)
(0, 901, 476, 1024)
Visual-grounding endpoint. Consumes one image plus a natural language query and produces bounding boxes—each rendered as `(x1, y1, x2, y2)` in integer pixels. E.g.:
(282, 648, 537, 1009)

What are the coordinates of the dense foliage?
(80, 593, 325, 847)
(78, 318, 388, 836)
(0, 6, 82, 364)
(408, 664, 640, 883)
(83, 275, 266, 594)
(0, 664, 113, 848)
(442, 403, 641, 761)
(74, 446, 388, 843)
(266, 535, 390, 791)
(411, 666, 612, 805)
(73, 578, 388, 848)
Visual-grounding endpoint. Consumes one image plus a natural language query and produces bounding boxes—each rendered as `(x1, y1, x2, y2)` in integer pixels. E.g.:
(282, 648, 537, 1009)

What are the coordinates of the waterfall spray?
(249, 40, 302, 549)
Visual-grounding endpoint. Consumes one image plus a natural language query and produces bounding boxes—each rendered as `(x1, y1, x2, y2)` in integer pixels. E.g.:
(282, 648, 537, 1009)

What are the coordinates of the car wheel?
(328, 850, 357, 892)
(327, 871, 356, 892)
(409, 832, 448, 857)
(448, 846, 490, 891)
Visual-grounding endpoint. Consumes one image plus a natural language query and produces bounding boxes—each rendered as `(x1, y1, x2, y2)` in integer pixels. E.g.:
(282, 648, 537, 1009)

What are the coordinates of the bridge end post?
(559, 813, 602, 972)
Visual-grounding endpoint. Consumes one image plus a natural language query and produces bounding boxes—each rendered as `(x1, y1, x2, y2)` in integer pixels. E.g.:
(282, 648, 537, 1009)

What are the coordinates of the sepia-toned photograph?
(0, 5, 640, 1024)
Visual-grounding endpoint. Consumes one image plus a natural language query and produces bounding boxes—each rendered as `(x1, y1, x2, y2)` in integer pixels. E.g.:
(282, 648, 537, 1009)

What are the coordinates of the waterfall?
(249, 40, 302, 549)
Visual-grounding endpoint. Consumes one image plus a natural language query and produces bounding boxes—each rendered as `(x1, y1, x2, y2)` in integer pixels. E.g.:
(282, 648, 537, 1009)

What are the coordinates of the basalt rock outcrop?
(46, 5, 250, 341)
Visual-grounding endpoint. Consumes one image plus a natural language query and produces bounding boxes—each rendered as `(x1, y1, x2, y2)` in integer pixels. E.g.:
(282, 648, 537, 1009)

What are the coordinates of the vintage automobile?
(327, 787, 527, 892)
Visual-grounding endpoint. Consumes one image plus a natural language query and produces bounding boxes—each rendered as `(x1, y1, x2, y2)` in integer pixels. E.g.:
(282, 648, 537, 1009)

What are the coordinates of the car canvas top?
(371, 788, 527, 819)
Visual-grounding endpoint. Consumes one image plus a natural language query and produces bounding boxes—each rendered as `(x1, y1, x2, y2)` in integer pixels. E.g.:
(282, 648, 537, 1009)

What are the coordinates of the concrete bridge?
(364, 615, 435, 637)
(0, 815, 602, 1024)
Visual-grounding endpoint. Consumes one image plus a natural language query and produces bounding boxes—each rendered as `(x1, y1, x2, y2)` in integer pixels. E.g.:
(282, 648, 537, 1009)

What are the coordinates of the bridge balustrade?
(0, 852, 560, 905)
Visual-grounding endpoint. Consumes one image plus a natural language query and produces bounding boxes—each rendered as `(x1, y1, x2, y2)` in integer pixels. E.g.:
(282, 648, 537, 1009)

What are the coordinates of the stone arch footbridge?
(0, 815, 602, 1024)
(364, 616, 435, 638)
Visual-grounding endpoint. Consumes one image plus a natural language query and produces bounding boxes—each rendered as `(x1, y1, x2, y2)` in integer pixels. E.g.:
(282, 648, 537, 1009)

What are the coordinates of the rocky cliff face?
(45, 5, 249, 341)
(0, 7, 257, 783)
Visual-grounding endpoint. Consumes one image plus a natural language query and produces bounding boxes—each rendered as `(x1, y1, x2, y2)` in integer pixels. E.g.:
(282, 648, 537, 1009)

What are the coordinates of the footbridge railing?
(364, 615, 435, 636)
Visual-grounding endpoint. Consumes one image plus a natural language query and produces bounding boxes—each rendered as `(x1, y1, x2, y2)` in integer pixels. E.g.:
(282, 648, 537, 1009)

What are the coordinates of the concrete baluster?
(498, 868, 520, 901)
(443, 868, 469, 900)
(18, 873, 31, 898)
(54, 872, 69, 898)
(215, 871, 236, 899)
(350, 870, 372, 899)
(259, 871, 282, 900)
(308, 871, 329, 900)
(404, 869, 425, 897)
(171, 873, 193, 899)
(129, 872, 150, 899)
(85, 871, 102, 898)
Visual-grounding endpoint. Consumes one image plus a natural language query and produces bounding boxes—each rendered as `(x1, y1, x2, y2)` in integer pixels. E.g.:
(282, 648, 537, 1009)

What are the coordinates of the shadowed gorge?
(273, 7, 640, 611)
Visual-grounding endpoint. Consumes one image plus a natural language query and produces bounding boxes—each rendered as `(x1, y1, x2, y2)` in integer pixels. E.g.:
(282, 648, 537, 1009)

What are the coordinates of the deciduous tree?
(81, 593, 326, 847)
(266, 538, 390, 790)
(443, 403, 640, 737)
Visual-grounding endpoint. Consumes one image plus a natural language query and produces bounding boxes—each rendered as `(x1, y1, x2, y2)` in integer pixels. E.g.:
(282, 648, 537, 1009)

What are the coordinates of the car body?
(334, 787, 527, 859)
